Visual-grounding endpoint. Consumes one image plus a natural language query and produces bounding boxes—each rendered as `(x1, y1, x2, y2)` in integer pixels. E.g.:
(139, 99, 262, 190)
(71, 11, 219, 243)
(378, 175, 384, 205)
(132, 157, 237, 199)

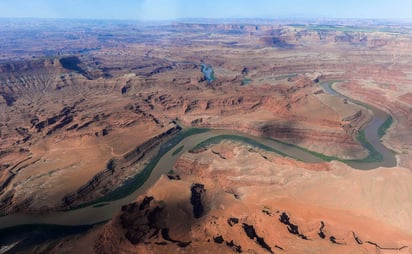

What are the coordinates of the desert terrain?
(0, 19, 411, 253)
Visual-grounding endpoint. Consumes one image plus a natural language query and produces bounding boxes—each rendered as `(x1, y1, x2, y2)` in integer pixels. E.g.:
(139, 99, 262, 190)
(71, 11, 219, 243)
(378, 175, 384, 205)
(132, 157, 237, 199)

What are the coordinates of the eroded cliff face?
(335, 81, 412, 168)
(61, 125, 182, 208)
(176, 79, 370, 159)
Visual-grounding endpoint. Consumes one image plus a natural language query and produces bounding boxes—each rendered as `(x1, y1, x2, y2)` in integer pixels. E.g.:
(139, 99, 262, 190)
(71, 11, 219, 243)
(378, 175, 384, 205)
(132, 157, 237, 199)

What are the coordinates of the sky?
(0, 0, 411, 20)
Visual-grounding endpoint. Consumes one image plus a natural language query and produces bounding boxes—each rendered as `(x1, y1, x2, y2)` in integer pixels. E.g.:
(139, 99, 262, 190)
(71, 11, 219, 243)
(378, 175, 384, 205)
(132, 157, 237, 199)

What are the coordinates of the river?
(321, 83, 396, 169)
(0, 82, 397, 251)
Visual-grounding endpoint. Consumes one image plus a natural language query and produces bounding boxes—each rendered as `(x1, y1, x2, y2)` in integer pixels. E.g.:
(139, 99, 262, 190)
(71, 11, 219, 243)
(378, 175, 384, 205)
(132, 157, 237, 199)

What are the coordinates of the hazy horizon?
(0, 0, 411, 21)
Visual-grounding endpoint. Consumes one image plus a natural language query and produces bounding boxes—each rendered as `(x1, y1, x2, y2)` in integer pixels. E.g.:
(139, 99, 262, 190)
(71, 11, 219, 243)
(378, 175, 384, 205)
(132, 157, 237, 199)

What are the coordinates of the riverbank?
(0, 81, 399, 253)
(322, 82, 396, 168)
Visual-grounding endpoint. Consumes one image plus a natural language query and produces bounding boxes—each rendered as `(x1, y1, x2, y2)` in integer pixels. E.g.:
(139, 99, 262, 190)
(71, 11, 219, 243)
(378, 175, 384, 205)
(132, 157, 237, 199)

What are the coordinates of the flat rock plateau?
(0, 19, 411, 253)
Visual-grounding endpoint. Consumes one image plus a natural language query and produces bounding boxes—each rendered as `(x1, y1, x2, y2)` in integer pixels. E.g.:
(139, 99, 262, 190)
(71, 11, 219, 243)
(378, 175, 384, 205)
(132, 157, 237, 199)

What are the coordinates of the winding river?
(0, 82, 397, 234)
(321, 83, 396, 169)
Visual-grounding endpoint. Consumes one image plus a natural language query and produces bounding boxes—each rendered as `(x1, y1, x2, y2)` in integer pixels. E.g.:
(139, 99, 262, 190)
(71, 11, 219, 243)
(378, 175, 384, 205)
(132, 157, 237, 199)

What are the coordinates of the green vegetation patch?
(378, 116, 393, 138)
(241, 78, 252, 86)
(270, 138, 339, 162)
(191, 133, 351, 163)
(92, 203, 108, 208)
(325, 81, 371, 109)
(191, 132, 384, 165)
(201, 64, 216, 82)
(190, 134, 290, 158)
(172, 145, 184, 156)
(324, 81, 390, 163)
(350, 130, 383, 163)
(274, 73, 297, 80)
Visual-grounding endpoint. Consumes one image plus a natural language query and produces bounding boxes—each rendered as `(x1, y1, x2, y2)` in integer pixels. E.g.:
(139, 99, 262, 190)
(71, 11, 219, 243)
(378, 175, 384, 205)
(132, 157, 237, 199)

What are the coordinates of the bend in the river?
(321, 82, 396, 169)
(0, 82, 397, 229)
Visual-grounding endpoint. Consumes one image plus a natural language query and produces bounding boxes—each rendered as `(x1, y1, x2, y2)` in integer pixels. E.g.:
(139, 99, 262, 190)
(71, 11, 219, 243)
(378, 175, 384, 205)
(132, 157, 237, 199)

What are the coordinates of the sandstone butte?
(0, 20, 411, 253)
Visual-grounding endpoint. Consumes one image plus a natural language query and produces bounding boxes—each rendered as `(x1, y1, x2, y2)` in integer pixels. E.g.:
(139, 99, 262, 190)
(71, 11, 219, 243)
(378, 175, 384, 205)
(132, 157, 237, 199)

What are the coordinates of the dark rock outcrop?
(34, 104, 76, 134)
(365, 241, 408, 251)
(161, 228, 191, 247)
(318, 221, 326, 239)
(167, 174, 181, 180)
(120, 197, 162, 245)
(59, 56, 92, 79)
(352, 232, 363, 245)
(226, 240, 242, 253)
(213, 235, 224, 244)
(190, 183, 205, 218)
(279, 212, 308, 240)
(61, 126, 181, 207)
(119, 196, 190, 248)
(139, 196, 154, 210)
(242, 223, 273, 254)
(0, 92, 16, 106)
(227, 217, 239, 227)
(330, 236, 343, 245)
